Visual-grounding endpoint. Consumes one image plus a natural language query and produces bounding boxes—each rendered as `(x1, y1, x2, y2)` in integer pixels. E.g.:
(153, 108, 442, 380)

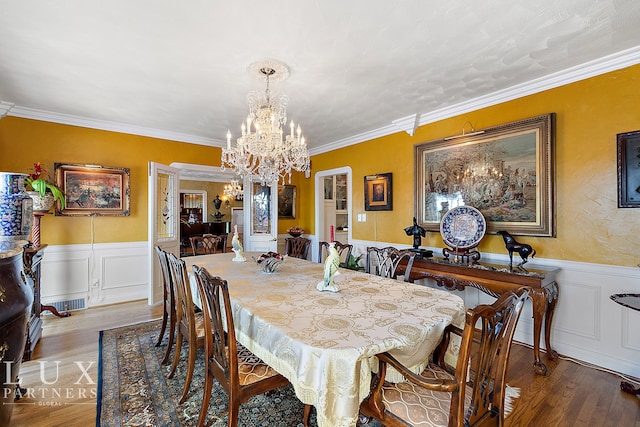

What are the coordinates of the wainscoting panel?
(40, 241, 148, 309)
(351, 239, 640, 379)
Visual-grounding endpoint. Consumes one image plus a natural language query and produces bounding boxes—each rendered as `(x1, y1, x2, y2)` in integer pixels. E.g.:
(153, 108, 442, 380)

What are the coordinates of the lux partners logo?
(4, 361, 97, 406)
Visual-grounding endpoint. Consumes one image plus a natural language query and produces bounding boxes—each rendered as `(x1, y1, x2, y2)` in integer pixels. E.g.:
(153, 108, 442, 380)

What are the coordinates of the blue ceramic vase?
(0, 173, 33, 242)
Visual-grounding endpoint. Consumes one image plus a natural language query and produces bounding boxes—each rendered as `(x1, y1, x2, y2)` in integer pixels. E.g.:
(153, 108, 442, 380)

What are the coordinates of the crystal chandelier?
(221, 60, 310, 186)
(223, 178, 243, 200)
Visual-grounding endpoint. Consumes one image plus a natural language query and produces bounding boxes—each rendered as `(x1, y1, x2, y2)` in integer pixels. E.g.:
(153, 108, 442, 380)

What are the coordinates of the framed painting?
(617, 129, 640, 207)
(414, 113, 555, 237)
(54, 163, 130, 216)
(365, 173, 392, 211)
(277, 185, 296, 219)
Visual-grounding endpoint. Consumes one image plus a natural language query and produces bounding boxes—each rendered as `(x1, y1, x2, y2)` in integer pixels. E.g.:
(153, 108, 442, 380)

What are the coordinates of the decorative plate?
(440, 206, 486, 249)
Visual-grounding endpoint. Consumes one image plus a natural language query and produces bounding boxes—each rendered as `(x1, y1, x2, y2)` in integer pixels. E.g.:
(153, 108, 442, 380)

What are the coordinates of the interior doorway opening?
(314, 167, 352, 247)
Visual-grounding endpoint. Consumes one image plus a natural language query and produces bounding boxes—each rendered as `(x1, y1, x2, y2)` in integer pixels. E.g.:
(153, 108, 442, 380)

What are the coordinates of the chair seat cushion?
(381, 363, 471, 427)
(237, 343, 283, 386)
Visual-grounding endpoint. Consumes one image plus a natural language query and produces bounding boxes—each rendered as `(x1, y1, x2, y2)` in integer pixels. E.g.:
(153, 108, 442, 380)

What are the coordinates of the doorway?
(314, 167, 352, 245)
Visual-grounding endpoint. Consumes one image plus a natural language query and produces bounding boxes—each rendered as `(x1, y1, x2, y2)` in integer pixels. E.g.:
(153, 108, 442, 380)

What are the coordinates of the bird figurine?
(317, 242, 341, 292)
(231, 224, 246, 262)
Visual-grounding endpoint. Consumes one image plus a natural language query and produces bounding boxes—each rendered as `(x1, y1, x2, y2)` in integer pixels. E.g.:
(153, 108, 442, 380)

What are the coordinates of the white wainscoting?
(40, 238, 640, 379)
(350, 239, 640, 380)
(40, 241, 148, 309)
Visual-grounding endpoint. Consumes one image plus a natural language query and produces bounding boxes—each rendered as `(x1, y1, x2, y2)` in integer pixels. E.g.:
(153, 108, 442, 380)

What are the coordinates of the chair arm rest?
(433, 323, 464, 370)
(378, 352, 458, 393)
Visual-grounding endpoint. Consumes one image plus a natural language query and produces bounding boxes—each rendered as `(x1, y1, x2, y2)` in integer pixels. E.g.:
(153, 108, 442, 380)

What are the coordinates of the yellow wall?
(0, 118, 221, 244)
(1, 63, 639, 266)
(311, 64, 640, 267)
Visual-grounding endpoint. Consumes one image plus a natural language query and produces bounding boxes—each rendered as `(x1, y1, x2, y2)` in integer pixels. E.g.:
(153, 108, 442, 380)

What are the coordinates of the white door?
(148, 161, 180, 305)
(243, 178, 278, 253)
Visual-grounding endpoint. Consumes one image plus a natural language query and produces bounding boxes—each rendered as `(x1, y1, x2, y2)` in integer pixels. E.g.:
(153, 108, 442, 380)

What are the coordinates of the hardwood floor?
(7, 300, 640, 426)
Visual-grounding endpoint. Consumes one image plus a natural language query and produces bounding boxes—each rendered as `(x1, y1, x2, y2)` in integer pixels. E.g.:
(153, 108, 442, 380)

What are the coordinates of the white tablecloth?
(184, 252, 465, 427)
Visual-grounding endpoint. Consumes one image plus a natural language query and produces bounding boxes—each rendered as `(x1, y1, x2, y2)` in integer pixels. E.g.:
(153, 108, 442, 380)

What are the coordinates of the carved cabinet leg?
(529, 288, 548, 375)
(543, 281, 559, 360)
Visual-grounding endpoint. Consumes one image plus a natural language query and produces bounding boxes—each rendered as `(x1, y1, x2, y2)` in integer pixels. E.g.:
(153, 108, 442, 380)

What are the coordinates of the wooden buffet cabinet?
(404, 256, 559, 375)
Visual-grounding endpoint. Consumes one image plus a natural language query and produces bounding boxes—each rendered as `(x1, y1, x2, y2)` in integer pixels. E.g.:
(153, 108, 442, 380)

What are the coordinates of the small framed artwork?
(54, 163, 130, 216)
(277, 185, 296, 218)
(364, 173, 392, 211)
(617, 129, 640, 208)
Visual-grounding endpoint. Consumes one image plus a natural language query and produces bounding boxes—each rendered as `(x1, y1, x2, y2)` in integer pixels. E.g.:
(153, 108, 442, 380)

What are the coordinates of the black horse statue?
(498, 230, 536, 268)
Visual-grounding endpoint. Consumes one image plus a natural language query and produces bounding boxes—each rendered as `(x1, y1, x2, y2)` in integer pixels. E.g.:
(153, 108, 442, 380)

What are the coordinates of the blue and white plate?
(440, 206, 486, 249)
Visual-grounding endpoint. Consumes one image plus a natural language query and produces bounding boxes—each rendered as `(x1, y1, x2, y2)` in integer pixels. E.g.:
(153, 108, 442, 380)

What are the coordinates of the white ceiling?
(1, 1, 639, 154)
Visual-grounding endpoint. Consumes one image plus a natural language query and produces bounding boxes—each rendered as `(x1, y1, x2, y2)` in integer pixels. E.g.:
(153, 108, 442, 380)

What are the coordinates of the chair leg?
(228, 400, 240, 427)
(303, 404, 312, 427)
(155, 310, 168, 347)
(197, 363, 214, 427)
(168, 333, 183, 378)
(179, 339, 197, 403)
(161, 317, 176, 365)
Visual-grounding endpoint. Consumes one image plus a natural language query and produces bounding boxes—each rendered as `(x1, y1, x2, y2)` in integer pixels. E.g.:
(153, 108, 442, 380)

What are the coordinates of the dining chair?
(190, 234, 227, 255)
(360, 287, 529, 427)
(165, 252, 206, 404)
(365, 246, 416, 282)
(285, 237, 311, 259)
(192, 265, 291, 427)
(154, 246, 177, 365)
(318, 240, 353, 265)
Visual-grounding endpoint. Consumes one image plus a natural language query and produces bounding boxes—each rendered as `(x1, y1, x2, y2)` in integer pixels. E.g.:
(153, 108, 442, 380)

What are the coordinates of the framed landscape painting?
(54, 163, 130, 216)
(414, 113, 555, 237)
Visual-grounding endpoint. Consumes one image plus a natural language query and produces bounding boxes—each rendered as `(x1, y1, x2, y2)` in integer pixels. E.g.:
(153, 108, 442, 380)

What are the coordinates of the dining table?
(184, 252, 466, 427)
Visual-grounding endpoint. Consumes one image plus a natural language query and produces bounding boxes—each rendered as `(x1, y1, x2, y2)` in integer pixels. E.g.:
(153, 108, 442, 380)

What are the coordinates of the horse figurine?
(497, 230, 536, 268)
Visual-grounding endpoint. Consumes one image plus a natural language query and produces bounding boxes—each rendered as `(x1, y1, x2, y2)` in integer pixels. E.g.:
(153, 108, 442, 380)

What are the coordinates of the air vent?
(42, 298, 86, 314)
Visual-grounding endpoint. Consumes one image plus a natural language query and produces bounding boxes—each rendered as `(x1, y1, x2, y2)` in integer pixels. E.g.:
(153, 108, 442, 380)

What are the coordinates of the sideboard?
(404, 256, 559, 375)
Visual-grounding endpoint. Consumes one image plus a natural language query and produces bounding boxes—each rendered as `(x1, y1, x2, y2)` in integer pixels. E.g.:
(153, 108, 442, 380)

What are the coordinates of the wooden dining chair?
(190, 234, 227, 255)
(360, 288, 529, 427)
(165, 252, 206, 404)
(285, 237, 311, 259)
(192, 265, 291, 427)
(154, 246, 177, 365)
(365, 246, 416, 282)
(318, 240, 353, 265)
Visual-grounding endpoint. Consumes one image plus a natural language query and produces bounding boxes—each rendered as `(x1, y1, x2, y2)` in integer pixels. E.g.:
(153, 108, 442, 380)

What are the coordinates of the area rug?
(97, 319, 518, 426)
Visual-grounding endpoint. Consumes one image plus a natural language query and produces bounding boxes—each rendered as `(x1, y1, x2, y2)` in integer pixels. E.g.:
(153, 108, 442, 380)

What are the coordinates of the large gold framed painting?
(414, 114, 555, 237)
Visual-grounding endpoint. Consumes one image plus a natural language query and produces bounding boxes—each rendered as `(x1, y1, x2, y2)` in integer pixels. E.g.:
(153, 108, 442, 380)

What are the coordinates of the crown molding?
(4, 46, 639, 154)
(392, 113, 419, 136)
(0, 101, 15, 119)
(312, 45, 640, 155)
(7, 105, 222, 146)
(417, 45, 640, 127)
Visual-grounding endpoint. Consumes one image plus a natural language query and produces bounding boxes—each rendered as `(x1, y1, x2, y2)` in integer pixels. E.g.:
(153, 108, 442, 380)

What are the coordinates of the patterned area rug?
(97, 319, 518, 426)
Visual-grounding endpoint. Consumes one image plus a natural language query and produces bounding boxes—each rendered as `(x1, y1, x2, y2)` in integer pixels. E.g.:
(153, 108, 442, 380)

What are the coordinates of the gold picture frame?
(54, 163, 130, 216)
(414, 113, 555, 237)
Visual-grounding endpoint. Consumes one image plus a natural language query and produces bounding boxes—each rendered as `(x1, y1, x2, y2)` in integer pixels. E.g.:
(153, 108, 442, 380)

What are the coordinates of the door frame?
(314, 167, 353, 245)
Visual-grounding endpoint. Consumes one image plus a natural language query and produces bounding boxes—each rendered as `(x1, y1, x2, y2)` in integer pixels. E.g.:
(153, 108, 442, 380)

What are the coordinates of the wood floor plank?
(6, 300, 640, 426)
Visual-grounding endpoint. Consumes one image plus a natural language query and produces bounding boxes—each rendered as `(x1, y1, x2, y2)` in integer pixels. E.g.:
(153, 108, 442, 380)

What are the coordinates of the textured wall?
(310, 64, 640, 267)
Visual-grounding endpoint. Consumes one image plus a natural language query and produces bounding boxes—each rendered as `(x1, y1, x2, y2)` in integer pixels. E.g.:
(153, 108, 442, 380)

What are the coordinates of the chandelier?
(221, 60, 310, 186)
(223, 178, 243, 200)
